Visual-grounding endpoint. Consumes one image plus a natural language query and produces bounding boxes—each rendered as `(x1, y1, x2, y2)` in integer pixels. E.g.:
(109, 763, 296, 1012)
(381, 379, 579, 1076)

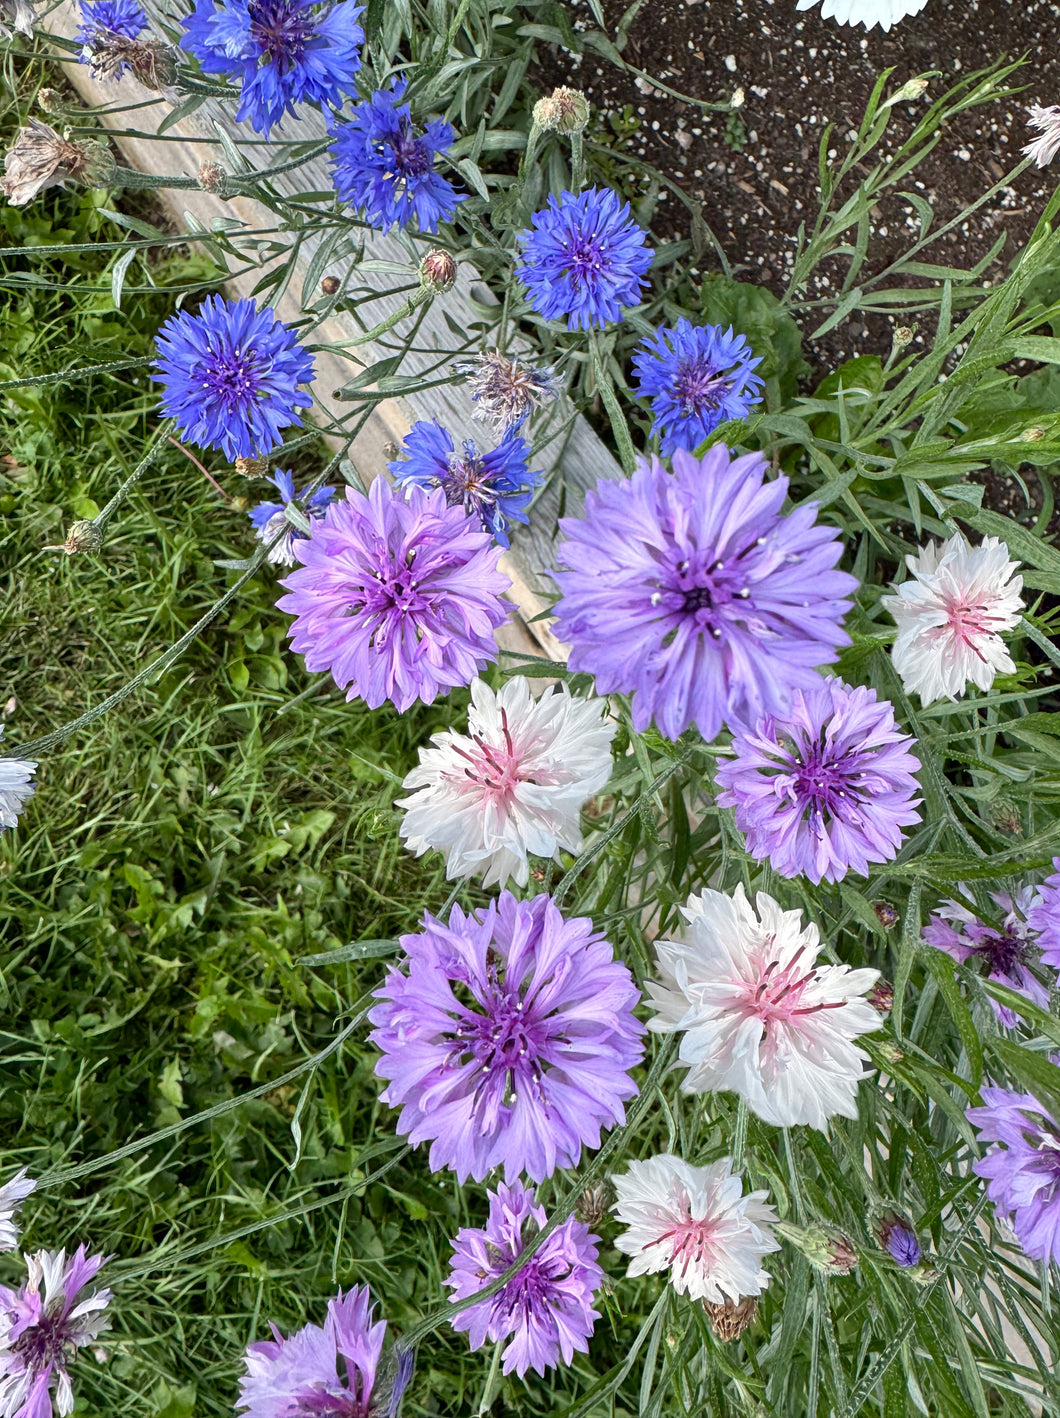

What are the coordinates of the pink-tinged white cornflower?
(368, 891, 644, 1183)
(882, 533, 1023, 704)
(446, 1180, 601, 1378)
(968, 1069, 1060, 1266)
(0, 1171, 34, 1252)
(238, 1286, 400, 1418)
(0, 727, 36, 833)
(0, 1246, 111, 1418)
(611, 1154, 779, 1303)
(795, 0, 929, 29)
(1029, 858, 1060, 968)
(1023, 106, 1060, 168)
(646, 885, 880, 1130)
(922, 886, 1054, 1028)
(397, 676, 616, 889)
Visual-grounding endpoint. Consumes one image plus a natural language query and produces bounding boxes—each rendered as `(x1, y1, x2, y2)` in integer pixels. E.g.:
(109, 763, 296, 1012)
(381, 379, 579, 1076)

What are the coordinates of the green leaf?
(989, 1039, 1060, 1116)
(923, 950, 983, 1087)
(699, 273, 809, 405)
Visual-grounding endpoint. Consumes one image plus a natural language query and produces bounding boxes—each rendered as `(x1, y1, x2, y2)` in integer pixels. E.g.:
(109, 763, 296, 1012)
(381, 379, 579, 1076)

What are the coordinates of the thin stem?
(475, 1341, 505, 1417)
(94, 423, 173, 533)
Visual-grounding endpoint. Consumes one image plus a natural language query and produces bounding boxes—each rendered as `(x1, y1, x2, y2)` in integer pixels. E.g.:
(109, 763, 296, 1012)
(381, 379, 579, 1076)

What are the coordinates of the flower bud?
(990, 796, 1023, 835)
(574, 1181, 613, 1229)
(875, 1210, 922, 1268)
(234, 455, 270, 479)
(778, 1221, 858, 1275)
(47, 518, 104, 555)
(419, 248, 457, 293)
(533, 86, 590, 134)
(197, 162, 228, 195)
(885, 77, 930, 108)
(1022, 426, 1047, 442)
(703, 1295, 758, 1341)
(893, 326, 915, 349)
(873, 901, 899, 929)
(867, 978, 894, 1017)
(321, 275, 340, 296)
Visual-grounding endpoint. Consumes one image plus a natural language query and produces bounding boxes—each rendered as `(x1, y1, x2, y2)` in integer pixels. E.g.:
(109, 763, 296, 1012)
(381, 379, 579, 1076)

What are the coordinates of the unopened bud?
(778, 1221, 858, 1276)
(321, 274, 340, 296)
(884, 77, 930, 108)
(234, 455, 269, 479)
(46, 518, 103, 555)
(533, 85, 591, 134)
(868, 979, 894, 1017)
(1022, 426, 1047, 442)
(419, 248, 457, 293)
(990, 796, 1022, 835)
(574, 1181, 613, 1228)
(703, 1295, 758, 1340)
(874, 901, 899, 929)
(875, 1210, 922, 1268)
(198, 162, 228, 195)
(893, 326, 915, 348)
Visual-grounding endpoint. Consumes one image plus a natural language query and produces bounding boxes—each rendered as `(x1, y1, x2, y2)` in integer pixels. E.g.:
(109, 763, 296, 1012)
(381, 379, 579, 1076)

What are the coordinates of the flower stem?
(475, 1340, 504, 1416)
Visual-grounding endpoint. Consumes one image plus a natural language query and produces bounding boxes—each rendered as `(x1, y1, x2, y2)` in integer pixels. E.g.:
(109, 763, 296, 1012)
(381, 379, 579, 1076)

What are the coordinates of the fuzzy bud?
(419, 248, 457, 293)
(533, 85, 591, 134)
(321, 275, 340, 296)
(1, 121, 114, 207)
(1022, 426, 1047, 442)
(885, 77, 930, 108)
(990, 797, 1023, 834)
(574, 1181, 613, 1229)
(873, 901, 899, 929)
(893, 326, 915, 349)
(703, 1296, 758, 1341)
(46, 518, 104, 555)
(234, 455, 270, 479)
(197, 162, 228, 195)
(778, 1221, 858, 1276)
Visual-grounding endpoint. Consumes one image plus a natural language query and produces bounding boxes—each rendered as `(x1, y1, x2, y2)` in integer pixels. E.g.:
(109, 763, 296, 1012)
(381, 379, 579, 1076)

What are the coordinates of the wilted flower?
(182, 0, 365, 136)
(874, 902, 899, 929)
(517, 186, 653, 330)
(0, 727, 36, 832)
(47, 518, 104, 556)
(575, 1181, 614, 1229)
(329, 79, 463, 233)
(551, 447, 857, 743)
(875, 1211, 922, 1267)
(277, 479, 510, 713)
(704, 1295, 758, 1341)
(84, 32, 179, 88)
(398, 676, 615, 888)
(369, 891, 643, 1183)
(237, 1286, 388, 1418)
(1029, 858, 1060, 968)
(455, 350, 559, 433)
(922, 886, 1053, 1027)
(153, 295, 315, 462)
(714, 679, 922, 885)
(883, 533, 1023, 704)
(647, 885, 880, 1129)
(968, 1071, 1060, 1265)
(234, 454, 270, 479)
(0, 1171, 35, 1252)
(77, 0, 146, 75)
(446, 1181, 602, 1378)
(387, 421, 542, 546)
(1023, 105, 1060, 168)
(795, 0, 929, 30)
(868, 979, 895, 1016)
(631, 320, 764, 455)
(247, 470, 335, 566)
(0, 0, 36, 37)
(612, 1154, 780, 1304)
(532, 85, 590, 133)
(0, 1247, 112, 1418)
(1, 121, 114, 207)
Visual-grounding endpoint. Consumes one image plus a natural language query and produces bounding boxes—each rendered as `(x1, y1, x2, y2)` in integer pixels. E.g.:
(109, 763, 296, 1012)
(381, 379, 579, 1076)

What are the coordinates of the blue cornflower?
(181, 0, 364, 137)
(153, 295, 315, 462)
(77, 0, 146, 44)
(516, 186, 653, 331)
(247, 469, 336, 565)
(328, 79, 464, 233)
(632, 319, 764, 455)
(388, 420, 541, 547)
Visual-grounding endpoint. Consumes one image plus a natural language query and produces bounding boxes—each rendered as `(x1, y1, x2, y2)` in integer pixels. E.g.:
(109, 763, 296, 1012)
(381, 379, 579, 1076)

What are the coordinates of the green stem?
(570, 130, 585, 192)
(93, 422, 172, 533)
(475, 1341, 505, 1417)
(0, 357, 150, 392)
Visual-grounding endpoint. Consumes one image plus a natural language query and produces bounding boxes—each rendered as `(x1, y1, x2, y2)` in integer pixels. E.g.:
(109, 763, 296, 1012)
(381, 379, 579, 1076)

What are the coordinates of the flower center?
(562, 234, 606, 281)
(790, 742, 863, 834)
(13, 1313, 70, 1369)
(248, 0, 314, 69)
(670, 357, 730, 418)
(204, 347, 265, 410)
(353, 545, 430, 649)
(941, 594, 1003, 658)
(651, 1206, 721, 1278)
(293, 1388, 370, 1418)
(449, 710, 523, 800)
(970, 931, 1028, 978)
(442, 449, 498, 515)
(740, 942, 844, 1028)
(386, 125, 432, 181)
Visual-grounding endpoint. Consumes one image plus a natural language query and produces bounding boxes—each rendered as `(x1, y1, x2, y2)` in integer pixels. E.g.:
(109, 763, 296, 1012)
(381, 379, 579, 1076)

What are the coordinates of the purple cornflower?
(277, 478, 510, 713)
(368, 890, 644, 1183)
(387, 421, 542, 547)
(0, 1246, 111, 1418)
(876, 1212, 921, 1267)
(632, 319, 764, 455)
(247, 469, 335, 566)
(446, 1180, 602, 1378)
(516, 186, 653, 331)
(714, 679, 922, 885)
(1028, 858, 1060, 968)
(968, 1073, 1060, 1265)
(551, 447, 858, 743)
(181, 0, 364, 137)
(922, 886, 1053, 1027)
(77, 0, 145, 47)
(153, 295, 315, 462)
(328, 79, 463, 233)
(237, 1286, 393, 1418)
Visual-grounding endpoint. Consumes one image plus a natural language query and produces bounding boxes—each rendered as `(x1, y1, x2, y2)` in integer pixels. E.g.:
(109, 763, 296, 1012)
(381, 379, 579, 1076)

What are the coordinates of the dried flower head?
(874, 901, 899, 929)
(53, 519, 104, 555)
(533, 86, 590, 133)
(197, 161, 227, 194)
(36, 89, 64, 115)
(234, 455, 270, 479)
(867, 979, 895, 1016)
(320, 275, 340, 296)
(1, 120, 114, 207)
(0, 0, 36, 37)
(704, 1296, 758, 1341)
(455, 350, 559, 434)
(419, 248, 457, 292)
(575, 1181, 614, 1230)
(84, 30, 179, 89)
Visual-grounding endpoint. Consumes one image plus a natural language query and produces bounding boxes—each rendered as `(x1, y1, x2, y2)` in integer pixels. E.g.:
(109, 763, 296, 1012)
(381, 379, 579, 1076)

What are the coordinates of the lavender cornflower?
(0, 1246, 111, 1418)
(181, 0, 364, 137)
(516, 186, 653, 330)
(446, 1180, 602, 1377)
(632, 319, 764, 455)
(876, 1212, 921, 1268)
(368, 890, 644, 1183)
(387, 421, 542, 547)
(551, 447, 858, 743)
(153, 295, 315, 463)
(0, 1171, 34, 1252)
(714, 679, 922, 884)
(922, 886, 1053, 1027)
(237, 1286, 389, 1418)
(328, 79, 463, 233)
(0, 727, 36, 831)
(455, 350, 559, 434)
(968, 1071, 1060, 1265)
(247, 469, 335, 566)
(1028, 858, 1060, 968)
(277, 479, 511, 713)
(77, 0, 146, 67)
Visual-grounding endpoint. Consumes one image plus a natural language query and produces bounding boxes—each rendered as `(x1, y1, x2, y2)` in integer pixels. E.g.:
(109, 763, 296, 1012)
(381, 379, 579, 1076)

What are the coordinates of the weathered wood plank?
(47, 6, 625, 661)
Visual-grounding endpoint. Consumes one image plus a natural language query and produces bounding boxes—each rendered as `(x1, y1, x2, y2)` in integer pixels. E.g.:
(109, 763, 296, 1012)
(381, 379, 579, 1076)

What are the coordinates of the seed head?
(1, 120, 114, 207)
(419, 248, 457, 292)
(197, 161, 228, 195)
(703, 1295, 758, 1341)
(533, 86, 591, 134)
(84, 31, 179, 90)
(321, 274, 340, 296)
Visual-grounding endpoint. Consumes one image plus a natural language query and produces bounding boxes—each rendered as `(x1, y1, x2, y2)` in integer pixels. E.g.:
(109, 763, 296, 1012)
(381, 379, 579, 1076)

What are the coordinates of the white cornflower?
(646, 886, 880, 1131)
(795, 0, 928, 28)
(0, 726, 36, 831)
(397, 676, 615, 888)
(1023, 106, 1060, 168)
(0, 1170, 34, 1252)
(612, 1154, 780, 1304)
(882, 533, 1023, 705)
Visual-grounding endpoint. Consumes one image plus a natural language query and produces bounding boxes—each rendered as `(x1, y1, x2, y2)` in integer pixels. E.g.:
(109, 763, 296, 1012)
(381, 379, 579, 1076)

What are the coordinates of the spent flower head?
(532, 86, 590, 133)
(84, 32, 178, 87)
(455, 350, 559, 434)
(0, 120, 114, 206)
